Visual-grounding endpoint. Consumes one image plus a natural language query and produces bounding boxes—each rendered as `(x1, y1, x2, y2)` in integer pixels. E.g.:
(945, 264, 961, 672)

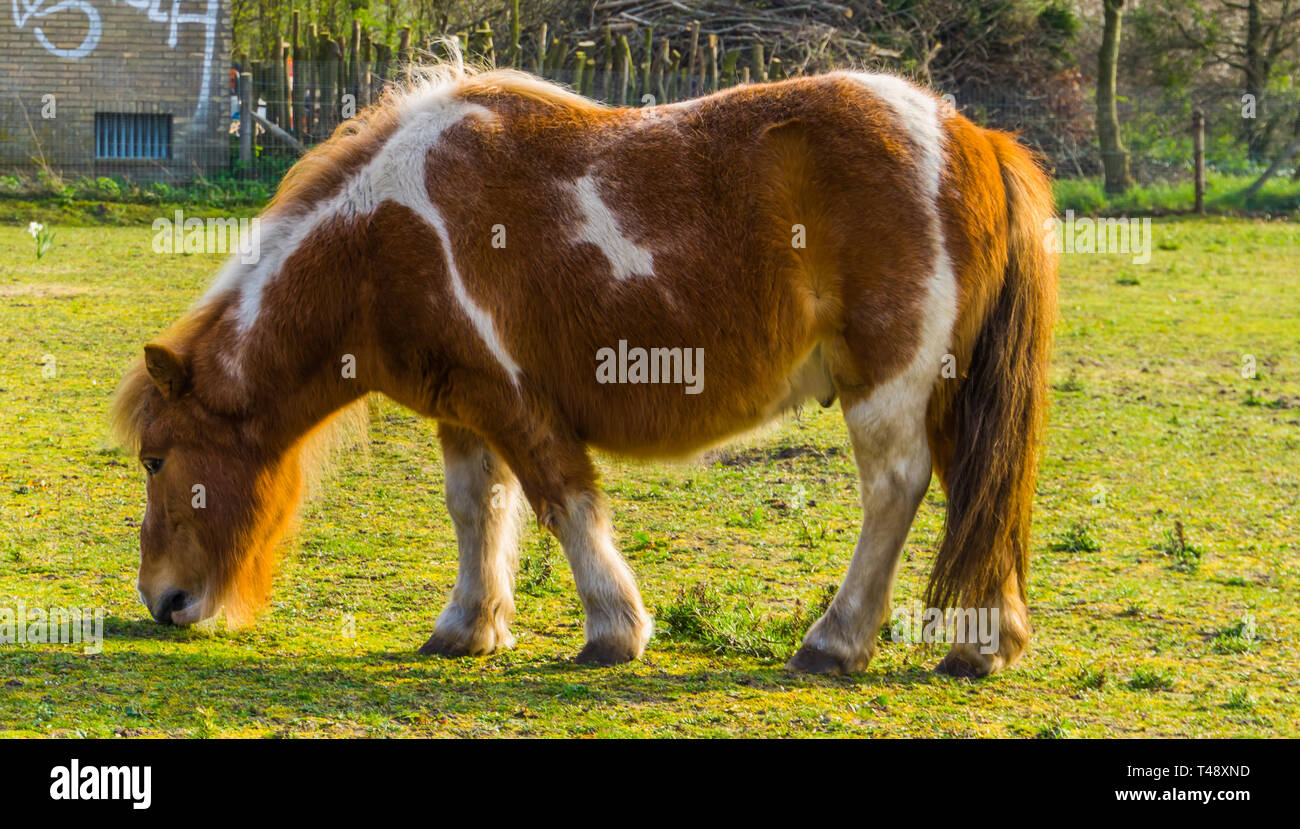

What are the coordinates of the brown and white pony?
(112, 52, 1056, 677)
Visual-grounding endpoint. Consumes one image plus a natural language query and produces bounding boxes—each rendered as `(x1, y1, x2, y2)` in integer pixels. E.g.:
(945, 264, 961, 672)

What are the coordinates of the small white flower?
(28, 221, 43, 237)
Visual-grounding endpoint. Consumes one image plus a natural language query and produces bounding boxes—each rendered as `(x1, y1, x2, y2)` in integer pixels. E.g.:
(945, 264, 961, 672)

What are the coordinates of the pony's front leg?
(419, 424, 522, 657)
(787, 394, 932, 675)
(451, 405, 652, 664)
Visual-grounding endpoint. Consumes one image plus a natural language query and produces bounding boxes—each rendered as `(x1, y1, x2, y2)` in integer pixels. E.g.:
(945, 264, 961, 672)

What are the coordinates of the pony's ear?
(143, 343, 191, 400)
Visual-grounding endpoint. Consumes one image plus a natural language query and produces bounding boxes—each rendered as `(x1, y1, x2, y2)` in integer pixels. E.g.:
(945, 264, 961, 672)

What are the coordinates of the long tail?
(925, 131, 1058, 619)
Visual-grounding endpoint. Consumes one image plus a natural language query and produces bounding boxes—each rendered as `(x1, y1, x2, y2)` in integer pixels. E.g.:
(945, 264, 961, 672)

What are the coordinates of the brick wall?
(0, 0, 230, 181)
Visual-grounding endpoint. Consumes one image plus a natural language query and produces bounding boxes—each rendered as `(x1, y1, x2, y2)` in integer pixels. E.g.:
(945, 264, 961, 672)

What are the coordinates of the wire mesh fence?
(3, 17, 1293, 196)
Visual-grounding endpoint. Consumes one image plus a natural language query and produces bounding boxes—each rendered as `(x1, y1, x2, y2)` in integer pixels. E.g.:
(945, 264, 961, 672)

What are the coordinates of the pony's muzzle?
(151, 589, 191, 625)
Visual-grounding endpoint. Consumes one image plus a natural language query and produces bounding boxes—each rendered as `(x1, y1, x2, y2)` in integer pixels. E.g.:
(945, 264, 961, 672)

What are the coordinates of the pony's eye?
(142, 457, 164, 475)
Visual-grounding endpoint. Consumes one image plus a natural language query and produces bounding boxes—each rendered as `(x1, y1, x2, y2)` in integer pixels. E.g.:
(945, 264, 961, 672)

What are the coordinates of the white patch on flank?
(354, 99, 522, 381)
(565, 173, 655, 279)
(841, 71, 957, 417)
(201, 87, 522, 383)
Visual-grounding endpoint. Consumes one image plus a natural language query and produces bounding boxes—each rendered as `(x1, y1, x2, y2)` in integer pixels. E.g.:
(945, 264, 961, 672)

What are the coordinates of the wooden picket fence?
(231, 6, 1253, 192)
(235, 8, 790, 167)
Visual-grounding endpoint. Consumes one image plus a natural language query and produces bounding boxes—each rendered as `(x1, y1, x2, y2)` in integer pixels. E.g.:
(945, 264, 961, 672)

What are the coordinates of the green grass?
(7, 166, 1297, 229)
(1054, 171, 1300, 216)
(0, 168, 286, 210)
(0, 215, 1297, 737)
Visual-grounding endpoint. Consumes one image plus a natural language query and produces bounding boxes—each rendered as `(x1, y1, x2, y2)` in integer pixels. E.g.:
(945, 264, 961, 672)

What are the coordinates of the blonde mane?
(109, 359, 153, 455)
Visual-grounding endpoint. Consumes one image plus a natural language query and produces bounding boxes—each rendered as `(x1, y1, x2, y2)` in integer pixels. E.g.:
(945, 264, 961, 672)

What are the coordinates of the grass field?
(0, 216, 1296, 737)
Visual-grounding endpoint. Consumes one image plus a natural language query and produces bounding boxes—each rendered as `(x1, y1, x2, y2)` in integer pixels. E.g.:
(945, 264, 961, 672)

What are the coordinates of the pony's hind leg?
(934, 577, 1030, 678)
(787, 390, 932, 675)
(420, 423, 522, 657)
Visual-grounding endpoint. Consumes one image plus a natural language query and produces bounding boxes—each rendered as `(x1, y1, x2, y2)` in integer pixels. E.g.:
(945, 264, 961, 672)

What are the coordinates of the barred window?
(94, 113, 172, 160)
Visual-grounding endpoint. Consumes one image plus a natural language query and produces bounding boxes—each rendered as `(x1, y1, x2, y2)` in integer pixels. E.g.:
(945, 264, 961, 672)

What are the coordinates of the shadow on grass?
(0, 621, 952, 735)
(101, 614, 190, 641)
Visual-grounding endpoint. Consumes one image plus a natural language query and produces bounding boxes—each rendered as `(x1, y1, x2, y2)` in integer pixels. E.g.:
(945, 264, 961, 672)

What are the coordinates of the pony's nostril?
(152, 589, 189, 625)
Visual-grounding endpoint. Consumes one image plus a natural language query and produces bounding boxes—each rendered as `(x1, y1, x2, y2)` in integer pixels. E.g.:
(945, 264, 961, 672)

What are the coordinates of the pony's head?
(111, 341, 305, 627)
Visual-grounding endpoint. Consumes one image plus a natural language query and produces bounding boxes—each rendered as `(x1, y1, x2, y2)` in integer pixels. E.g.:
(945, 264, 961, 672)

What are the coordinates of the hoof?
(934, 652, 990, 679)
(418, 632, 480, 657)
(574, 639, 640, 666)
(418, 628, 513, 658)
(785, 644, 853, 675)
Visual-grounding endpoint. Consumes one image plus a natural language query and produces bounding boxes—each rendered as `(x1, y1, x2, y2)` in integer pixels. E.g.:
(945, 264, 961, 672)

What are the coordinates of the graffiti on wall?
(12, 0, 100, 59)
(10, 0, 220, 121)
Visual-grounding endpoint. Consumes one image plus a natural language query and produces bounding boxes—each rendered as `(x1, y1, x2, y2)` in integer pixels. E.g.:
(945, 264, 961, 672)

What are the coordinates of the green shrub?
(1050, 520, 1101, 553)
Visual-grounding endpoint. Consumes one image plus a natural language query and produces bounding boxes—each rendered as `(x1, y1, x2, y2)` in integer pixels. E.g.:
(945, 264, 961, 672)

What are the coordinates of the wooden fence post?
(533, 24, 547, 75)
(617, 35, 632, 105)
(306, 23, 319, 137)
(291, 11, 304, 136)
(707, 35, 719, 93)
(336, 34, 347, 117)
(350, 21, 361, 108)
(361, 28, 372, 108)
(641, 27, 653, 101)
(477, 23, 495, 66)
(320, 32, 339, 131)
(272, 38, 286, 127)
(722, 48, 739, 87)
(399, 26, 412, 68)
(375, 42, 392, 93)
(509, 0, 522, 67)
(1192, 109, 1205, 214)
(603, 25, 614, 101)
(669, 48, 681, 101)
(546, 36, 565, 77)
(239, 71, 253, 168)
(687, 21, 700, 97)
(654, 38, 669, 103)
(250, 59, 263, 126)
(572, 50, 586, 94)
(751, 40, 766, 83)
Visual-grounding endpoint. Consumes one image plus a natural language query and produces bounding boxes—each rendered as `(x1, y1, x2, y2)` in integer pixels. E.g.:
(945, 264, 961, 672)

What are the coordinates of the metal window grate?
(94, 113, 172, 160)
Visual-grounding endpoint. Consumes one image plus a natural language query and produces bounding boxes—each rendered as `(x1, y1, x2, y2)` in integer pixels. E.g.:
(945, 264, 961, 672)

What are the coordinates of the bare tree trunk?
(1097, 0, 1133, 195)
(1244, 0, 1268, 162)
